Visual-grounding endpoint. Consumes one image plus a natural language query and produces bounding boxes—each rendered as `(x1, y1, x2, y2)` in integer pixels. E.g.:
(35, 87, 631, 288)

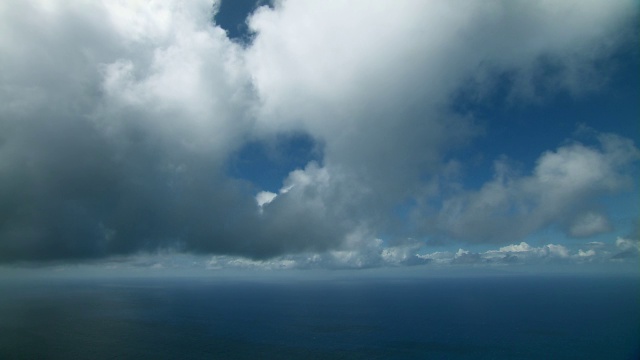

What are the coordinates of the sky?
(0, 0, 638, 274)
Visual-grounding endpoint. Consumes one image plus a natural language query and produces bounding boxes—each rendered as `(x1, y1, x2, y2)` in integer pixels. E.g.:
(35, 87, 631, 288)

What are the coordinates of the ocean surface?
(0, 274, 637, 359)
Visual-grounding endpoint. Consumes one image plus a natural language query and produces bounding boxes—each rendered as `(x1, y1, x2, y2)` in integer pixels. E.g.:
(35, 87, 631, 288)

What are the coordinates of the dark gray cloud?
(0, 0, 638, 263)
(0, 0, 347, 262)
(0, 122, 347, 261)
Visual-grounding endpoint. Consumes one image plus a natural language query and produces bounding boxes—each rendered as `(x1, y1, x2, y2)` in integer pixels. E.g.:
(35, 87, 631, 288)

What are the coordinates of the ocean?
(0, 274, 638, 359)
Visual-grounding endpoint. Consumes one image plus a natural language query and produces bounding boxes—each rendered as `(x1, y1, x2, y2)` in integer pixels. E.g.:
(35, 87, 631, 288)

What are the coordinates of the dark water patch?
(0, 275, 638, 359)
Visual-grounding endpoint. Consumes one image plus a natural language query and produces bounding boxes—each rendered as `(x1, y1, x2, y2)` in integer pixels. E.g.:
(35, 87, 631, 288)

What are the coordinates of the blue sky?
(0, 0, 638, 273)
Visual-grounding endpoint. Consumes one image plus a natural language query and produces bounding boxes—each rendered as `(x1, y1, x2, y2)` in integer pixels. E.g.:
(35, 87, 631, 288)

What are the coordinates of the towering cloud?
(0, 0, 637, 263)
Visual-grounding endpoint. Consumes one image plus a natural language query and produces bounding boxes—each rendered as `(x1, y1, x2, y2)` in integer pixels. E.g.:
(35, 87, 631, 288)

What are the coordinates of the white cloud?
(545, 244, 570, 258)
(256, 191, 277, 208)
(430, 134, 639, 243)
(97, 2, 254, 156)
(578, 249, 596, 257)
(245, 0, 639, 252)
(483, 242, 570, 263)
(415, 251, 454, 266)
(416, 240, 628, 266)
(499, 242, 534, 253)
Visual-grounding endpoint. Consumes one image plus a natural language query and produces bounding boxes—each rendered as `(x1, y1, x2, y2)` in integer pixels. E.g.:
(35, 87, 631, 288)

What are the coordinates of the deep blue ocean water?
(0, 274, 638, 359)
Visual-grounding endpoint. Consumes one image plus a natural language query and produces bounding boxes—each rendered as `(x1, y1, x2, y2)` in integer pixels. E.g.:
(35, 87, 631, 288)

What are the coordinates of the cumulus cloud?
(245, 0, 639, 248)
(0, 0, 638, 264)
(427, 134, 639, 243)
(1, 0, 258, 261)
(0, 0, 332, 262)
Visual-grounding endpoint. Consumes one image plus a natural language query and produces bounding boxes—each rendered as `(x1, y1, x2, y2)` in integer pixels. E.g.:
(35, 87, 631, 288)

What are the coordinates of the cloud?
(100, 237, 635, 272)
(0, 0, 638, 263)
(205, 235, 428, 270)
(414, 241, 624, 267)
(569, 212, 612, 238)
(246, 0, 636, 203)
(1, 0, 259, 261)
(577, 249, 596, 258)
(255, 190, 277, 209)
(612, 237, 640, 259)
(446, 242, 578, 264)
(245, 0, 639, 247)
(0, 0, 298, 262)
(426, 134, 639, 243)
